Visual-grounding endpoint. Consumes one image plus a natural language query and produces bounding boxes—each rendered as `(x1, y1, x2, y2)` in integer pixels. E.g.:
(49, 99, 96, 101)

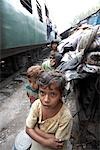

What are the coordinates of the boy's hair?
(27, 65, 43, 80)
(51, 40, 59, 46)
(38, 71, 66, 94)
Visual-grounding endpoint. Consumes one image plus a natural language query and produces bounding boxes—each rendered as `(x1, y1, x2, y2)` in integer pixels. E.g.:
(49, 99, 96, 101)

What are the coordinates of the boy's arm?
(26, 127, 64, 149)
(26, 126, 47, 146)
(26, 100, 64, 148)
(27, 92, 30, 98)
(34, 126, 55, 139)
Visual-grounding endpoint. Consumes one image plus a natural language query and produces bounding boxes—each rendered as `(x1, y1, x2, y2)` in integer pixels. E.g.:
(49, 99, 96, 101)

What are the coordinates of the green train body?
(0, 0, 54, 59)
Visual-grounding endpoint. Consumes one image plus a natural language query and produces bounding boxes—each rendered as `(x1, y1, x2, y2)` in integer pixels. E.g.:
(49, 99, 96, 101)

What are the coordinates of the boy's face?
(39, 82, 62, 109)
(50, 57, 56, 67)
(51, 43, 58, 51)
(29, 78, 38, 90)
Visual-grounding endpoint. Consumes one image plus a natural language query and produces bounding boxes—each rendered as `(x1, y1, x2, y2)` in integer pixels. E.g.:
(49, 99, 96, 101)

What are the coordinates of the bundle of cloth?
(57, 24, 100, 147)
(57, 24, 100, 82)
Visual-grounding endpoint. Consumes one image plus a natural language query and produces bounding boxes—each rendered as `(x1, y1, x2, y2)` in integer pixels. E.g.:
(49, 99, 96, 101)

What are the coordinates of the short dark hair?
(27, 65, 43, 80)
(38, 71, 66, 94)
(51, 40, 59, 46)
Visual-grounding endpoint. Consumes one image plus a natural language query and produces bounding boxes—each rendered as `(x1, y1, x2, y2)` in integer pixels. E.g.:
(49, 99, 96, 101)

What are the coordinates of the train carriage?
(0, 0, 50, 59)
(0, 0, 57, 81)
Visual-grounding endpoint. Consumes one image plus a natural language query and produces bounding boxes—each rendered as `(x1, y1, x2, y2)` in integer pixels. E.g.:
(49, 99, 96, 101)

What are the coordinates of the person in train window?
(54, 24, 58, 39)
(26, 65, 44, 106)
(46, 16, 52, 41)
(26, 71, 73, 150)
(42, 51, 62, 72)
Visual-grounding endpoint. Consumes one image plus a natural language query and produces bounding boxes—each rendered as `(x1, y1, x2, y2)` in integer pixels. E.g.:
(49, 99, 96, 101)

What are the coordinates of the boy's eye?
(39, 91, 45, 96)
(50, 92, 56, 97)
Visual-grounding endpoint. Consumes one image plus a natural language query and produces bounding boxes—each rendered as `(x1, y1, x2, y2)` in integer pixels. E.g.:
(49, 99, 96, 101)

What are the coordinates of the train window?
(20, 0, 32, 14)
(36, 0, 43, 22)
(45, 5, 49, 17)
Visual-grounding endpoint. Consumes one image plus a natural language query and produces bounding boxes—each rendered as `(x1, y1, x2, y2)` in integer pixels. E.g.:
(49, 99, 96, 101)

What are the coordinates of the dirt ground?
(0, 79, 31, 150)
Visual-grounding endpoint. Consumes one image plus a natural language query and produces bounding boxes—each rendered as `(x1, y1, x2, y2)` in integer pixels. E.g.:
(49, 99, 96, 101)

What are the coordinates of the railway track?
(0, 46, 51, 89)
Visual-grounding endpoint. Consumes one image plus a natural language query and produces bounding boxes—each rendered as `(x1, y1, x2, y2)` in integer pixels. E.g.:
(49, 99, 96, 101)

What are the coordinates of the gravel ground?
(0, 78, 31, 150)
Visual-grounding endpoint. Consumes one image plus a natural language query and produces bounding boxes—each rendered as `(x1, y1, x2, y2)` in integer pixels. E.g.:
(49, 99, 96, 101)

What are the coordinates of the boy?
(26, 65, 43, 106)
(42, 51, 62, 71)
(26, 71, 73, 150)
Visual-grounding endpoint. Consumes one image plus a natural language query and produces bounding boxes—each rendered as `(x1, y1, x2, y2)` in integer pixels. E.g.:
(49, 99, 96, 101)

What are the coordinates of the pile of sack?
(57, 24, 100, 81)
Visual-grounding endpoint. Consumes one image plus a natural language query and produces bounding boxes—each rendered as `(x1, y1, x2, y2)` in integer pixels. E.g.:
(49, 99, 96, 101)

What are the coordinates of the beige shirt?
(26, 99, 73, 150)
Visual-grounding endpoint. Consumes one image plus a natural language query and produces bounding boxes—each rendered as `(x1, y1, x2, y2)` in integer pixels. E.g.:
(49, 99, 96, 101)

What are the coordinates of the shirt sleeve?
(25, 84, 31, 95)
(26, 100, 39, 128)
(55, 108, 73, 141)
(42, 61, 47, 70)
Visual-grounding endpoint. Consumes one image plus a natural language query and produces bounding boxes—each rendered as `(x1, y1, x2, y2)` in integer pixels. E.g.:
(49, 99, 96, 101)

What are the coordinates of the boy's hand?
(44, 137, 64, 149)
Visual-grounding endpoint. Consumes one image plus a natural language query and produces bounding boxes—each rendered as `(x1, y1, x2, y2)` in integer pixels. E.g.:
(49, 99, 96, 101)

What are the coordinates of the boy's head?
(27, 65, 44, 89)
(51, 40, 59, 51)
(50, 51, 62, 68)
(37, 71, 66, 95)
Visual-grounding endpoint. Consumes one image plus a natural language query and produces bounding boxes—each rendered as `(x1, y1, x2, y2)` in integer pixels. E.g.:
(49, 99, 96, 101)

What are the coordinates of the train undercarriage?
(0, 44, 50, 83)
